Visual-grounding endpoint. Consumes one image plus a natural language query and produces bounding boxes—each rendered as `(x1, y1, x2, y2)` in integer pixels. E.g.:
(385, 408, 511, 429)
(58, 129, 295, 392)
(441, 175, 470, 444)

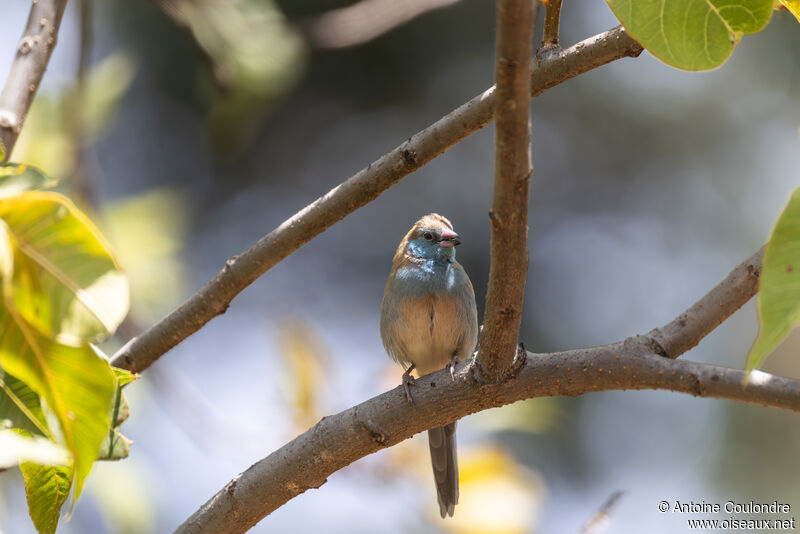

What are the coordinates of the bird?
(380, 213, 478, 518)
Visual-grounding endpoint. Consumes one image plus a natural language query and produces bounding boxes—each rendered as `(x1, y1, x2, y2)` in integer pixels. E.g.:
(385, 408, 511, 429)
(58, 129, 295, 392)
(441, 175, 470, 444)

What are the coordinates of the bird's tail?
(428, 422, 458, 518)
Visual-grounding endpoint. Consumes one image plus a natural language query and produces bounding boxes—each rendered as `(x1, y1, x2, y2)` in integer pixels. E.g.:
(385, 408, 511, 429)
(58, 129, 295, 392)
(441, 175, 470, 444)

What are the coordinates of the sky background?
(1, 1, 800, 533)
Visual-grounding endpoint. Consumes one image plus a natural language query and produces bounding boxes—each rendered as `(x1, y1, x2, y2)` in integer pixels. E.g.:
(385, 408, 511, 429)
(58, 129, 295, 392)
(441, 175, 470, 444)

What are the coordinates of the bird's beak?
(439, 229, 461, 247)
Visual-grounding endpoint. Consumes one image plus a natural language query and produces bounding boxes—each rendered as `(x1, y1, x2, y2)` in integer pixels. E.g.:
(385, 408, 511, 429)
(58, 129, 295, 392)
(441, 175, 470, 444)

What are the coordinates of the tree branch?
(110, 26, 643, 374)
(176, 356, 797, 534)
(647, 247, 764, 359)
(171, 250, 785, 534)
(478, 0, 536, 378)
(0, 0, 69, 162)
(541, 0, 563, 51)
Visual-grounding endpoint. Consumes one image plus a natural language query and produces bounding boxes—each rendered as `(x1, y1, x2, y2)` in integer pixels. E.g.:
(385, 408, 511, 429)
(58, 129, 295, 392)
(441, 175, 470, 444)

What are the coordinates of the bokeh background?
(1, 0, 800, 533)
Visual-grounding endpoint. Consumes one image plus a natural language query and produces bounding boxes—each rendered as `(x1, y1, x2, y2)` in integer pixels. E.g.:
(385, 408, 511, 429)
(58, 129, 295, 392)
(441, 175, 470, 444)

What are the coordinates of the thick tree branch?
(541, 0, 563, 51)
(172, 248, 784, 534)
(478, 0, 536, 378)
(176, 356, 797, 534)
(110, 26, 643, 374)
(0, 0, 69, 162)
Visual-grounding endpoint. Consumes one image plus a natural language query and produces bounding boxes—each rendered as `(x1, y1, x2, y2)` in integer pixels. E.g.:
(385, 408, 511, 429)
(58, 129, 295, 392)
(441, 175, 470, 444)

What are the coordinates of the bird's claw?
(402, 365, 416, 404)
(445, 355, 458, 381)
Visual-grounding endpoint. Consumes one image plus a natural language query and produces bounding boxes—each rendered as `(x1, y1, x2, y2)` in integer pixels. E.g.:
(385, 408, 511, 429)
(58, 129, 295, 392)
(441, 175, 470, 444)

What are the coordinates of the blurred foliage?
(444, 445, 545, 534)
(714, 403, 800, 500)
(13, 52, 136, 182)
(77, 53, 137, 142)
(0, 429, 70, 469)
(0, 165, 57, 200)
(381, 429, 547, 528)
(472, 398, 560, 435)
(748, 187, 800, 371)
(86, 460, 159, 534)
(0, 165, 130, 533)
(101, 188, 189, 324)
(277, 317, 326, 431)
(606, 0, 773, 70)
(156, 0, 306, 157)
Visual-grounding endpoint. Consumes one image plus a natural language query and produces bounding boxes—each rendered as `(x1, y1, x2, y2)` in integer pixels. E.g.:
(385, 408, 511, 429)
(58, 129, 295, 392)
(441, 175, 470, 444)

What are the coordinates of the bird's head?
(401, 213, 461, 263)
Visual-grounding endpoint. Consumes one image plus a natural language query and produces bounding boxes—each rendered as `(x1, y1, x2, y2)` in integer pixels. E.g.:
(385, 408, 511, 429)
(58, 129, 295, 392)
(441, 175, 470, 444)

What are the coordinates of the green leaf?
(97, 428, 132, 461)
(97, 376, 132, 461)
(0, 164, 57, 199)
(0, 191, 129, 344)
(111, 366, 138, 387)
(20, 462, 72, 534)
(606, 0, 774, 70)
(747, 188, 800, 371)
(0, 430, 69, 468)
(0, 306, 115, 501)
(0, 370, 50, 437)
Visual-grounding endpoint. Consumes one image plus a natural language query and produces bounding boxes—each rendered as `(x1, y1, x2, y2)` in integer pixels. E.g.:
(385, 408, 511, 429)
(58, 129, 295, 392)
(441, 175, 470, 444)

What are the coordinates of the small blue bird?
(380, 213, 478, 518)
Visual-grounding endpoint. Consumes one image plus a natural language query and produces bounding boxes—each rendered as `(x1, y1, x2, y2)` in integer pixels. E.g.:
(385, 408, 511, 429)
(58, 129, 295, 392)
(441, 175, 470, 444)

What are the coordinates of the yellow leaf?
(278, 318, 326, 430)
(779, 0, 800, 21)
(444, 446, 546, 534)
(0, 192, 129, 344)
(0, 305, 115, 501)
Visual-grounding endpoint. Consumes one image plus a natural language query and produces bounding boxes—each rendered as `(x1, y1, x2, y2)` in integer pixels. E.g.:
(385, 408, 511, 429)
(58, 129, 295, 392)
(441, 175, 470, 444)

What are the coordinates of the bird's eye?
(423, 232, 434, 241)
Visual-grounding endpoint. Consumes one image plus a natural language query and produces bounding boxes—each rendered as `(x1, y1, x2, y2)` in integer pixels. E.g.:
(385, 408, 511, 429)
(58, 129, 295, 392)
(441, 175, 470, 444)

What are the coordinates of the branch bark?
(0, 0, 69, 162)
(110, 26, 643, 374)
(478, 0, 536, 378)
(172, 249, 784, 534)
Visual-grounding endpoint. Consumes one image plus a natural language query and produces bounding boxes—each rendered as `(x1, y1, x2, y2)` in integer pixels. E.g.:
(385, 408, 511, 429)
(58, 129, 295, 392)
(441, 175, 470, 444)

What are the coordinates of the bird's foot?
(445, 355, 458, 381)
(402, 365, 416, 404)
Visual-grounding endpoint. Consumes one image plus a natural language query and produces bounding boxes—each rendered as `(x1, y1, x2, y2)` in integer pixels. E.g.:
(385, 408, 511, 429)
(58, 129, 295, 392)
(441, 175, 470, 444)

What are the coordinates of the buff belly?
(387, 294, 468, 376)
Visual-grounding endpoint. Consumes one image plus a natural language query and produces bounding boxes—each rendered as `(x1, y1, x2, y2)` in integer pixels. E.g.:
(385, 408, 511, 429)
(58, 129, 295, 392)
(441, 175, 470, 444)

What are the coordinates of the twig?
(647, 247, 764, 359)
(110, 26, 643, 374)
(171, 248, 790, 533)
(0, 0, 69, 162)
(478, 0, 536, 379)
(301, 0, 462, 50)
(576, 491, 624, 534)
(541, 0, 563, 51)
